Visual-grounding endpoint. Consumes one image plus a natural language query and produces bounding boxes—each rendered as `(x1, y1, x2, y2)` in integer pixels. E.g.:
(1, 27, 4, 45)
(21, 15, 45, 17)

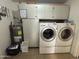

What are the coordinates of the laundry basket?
(21, 41, 28, 52)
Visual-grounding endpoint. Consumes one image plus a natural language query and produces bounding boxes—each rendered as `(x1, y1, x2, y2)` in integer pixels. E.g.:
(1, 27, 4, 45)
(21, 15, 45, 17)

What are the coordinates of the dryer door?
(41, 27, 56, 42)
(59, 27, 73, 41)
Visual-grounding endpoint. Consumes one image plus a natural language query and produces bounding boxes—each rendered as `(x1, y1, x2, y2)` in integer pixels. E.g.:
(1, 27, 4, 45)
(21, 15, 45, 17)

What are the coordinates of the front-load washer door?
(59, 27, 73, 41)
(41, 27, 56, 42)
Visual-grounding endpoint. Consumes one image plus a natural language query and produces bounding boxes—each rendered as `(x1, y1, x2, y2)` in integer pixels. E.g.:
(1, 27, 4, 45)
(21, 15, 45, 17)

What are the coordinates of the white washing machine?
(55, 23, 75, 53)
(39, 22, 57, 54)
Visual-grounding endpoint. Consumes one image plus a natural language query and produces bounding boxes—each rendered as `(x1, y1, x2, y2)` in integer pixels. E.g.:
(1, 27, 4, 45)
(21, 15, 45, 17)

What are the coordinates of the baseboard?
(0, 55, 10, 59)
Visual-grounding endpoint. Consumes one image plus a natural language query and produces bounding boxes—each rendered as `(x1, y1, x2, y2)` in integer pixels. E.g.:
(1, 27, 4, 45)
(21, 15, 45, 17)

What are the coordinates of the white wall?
(0, 0, 79, 58)
(0, 0, 19, 57)
(66, 0, 79, 57)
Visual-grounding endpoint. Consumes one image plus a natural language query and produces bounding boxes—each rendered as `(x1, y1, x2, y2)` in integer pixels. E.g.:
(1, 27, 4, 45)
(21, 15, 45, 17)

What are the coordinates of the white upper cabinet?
(19, 4, 37, 18)
(26, 4, 37, 18)
(36, 4, 69, 19)
(19, 4, 70, 19)
(53, 5, 70, 19)
(37, 5, 53, 19)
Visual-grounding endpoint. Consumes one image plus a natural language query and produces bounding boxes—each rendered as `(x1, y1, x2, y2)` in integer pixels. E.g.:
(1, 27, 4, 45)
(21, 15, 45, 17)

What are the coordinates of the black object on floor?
(6, 43, 21, 56)
(6, 20, 24, 56)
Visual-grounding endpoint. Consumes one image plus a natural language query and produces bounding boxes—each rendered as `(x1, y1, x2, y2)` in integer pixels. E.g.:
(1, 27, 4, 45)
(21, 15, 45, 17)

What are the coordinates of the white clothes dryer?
(55, 23, 75, 53)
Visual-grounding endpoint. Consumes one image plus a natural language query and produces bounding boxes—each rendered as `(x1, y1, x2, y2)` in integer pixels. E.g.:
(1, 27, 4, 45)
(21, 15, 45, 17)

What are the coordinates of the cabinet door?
(26, 4, 37, 18)
(20, 4, 37, 18)
(37, 5, 53, 19)
(23, 19, 39, 47)
(53, 5, 70, 19)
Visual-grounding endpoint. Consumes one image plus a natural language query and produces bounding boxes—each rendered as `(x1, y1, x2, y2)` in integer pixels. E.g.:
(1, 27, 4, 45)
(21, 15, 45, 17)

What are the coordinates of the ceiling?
(12, 0, 68, 3)
(12, 0, 37, 3)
